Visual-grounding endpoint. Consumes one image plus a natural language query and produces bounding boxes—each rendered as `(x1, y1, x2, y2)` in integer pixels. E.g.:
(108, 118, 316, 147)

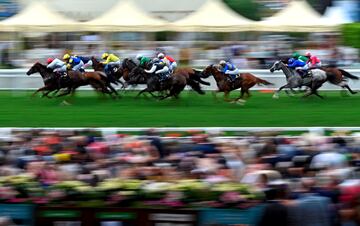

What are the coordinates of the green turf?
(0, 90, 359, 127)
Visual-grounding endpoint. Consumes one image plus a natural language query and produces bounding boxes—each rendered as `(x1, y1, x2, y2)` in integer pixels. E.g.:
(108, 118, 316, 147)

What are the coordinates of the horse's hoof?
(272, 94, 279, 99)
(60, 100, 71, 106)
(236, 100, 245, 105)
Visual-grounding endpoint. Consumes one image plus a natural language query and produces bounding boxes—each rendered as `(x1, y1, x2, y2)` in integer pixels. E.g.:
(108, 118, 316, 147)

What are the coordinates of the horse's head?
(26, 62, 43, 76)
(122, 58, 136, 70)
(127, 66, 146, 85)
(201, 64, 216, 78)
(91, 56, 103, 70)
(90, 56, 99, 63)
(269, 60, 283, 73)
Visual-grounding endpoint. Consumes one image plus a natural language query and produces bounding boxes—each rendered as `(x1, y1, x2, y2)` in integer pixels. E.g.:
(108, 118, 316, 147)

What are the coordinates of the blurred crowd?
(0, 33, 359, 70)
(0, 129, 359, 225)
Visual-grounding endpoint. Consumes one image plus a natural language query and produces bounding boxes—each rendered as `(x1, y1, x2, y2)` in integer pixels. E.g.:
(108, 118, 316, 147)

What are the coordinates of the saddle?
(226, 74, 239, 82)
(295, 69, 307, 78)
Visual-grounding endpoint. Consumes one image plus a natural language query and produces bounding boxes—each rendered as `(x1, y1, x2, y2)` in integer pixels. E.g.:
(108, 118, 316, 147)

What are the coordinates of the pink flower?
(32, 197, 49, 204)
(8, 198, 28, 203)
(48, 190, 66, 199)
(0, 187, 18, 199)
(220, 192, 241, 203)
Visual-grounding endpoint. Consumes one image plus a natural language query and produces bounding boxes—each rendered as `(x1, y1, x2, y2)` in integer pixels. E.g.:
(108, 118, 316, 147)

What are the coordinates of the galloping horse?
(270, 60, 328, 99)
(27, 62, 112, 97)
(91, 56, 124, 88)
(174, 68, 211, 94)
(121, 58, 138, 83)
(128, 66, 210, 95)
(320, 66, 358, 94)
(26, 62, 60, 97)
(201, 64, 273, 102)
(128, 70, 187, 99)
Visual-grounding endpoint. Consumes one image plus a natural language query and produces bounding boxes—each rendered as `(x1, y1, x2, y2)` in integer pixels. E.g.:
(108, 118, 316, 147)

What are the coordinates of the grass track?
(0, 90, 359, 127)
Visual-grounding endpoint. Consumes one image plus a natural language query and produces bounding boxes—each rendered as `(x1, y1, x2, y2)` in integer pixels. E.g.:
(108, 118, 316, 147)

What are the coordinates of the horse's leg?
(107, 83, 119, 97)
(51, 89, 61, 97)
(41, 89, 54, 98)
(273, 84, 288, 99)
(313, 82, 325, 99)
(224, 92, 233, 102)
(32, 86, 48, 97)
(234, 89, 246, 105)
(56, 88, 72, 97)
(303, 81, 323, 99)
(313, 90, 324, 99)
(136, 88, 149, 98)
(212, 90, 220, 101)
(159, 93, 172, 100)
(343, 84, 357, 95)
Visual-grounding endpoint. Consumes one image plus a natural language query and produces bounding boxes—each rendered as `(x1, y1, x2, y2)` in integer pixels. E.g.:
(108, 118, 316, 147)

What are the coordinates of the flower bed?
(0, 174, 264, 208)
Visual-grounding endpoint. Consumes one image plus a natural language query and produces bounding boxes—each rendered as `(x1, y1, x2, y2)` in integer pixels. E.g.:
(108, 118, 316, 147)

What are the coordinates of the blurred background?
(0, 128, 360, 225)
(0, 1, 360, 226)
(0, 0, 358, 69)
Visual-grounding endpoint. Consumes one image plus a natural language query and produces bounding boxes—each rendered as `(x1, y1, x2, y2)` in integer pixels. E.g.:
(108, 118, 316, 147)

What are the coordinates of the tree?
(223, 0, 261, 21)
(306, 0, 333, 14)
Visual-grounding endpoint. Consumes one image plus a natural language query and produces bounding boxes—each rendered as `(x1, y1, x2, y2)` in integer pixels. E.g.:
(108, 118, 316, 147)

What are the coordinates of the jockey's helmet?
(292, 52, 300, 58)
(136, 54, 143, 60)
(288, 58, 295, 64)
(47, 58, 54, 64)
(63, 54, 70, 60)
(219, 60, 226, 66)
(157, 53, 165, 59)
(102, 52, 109, 59)
(305, 52, 311, 57)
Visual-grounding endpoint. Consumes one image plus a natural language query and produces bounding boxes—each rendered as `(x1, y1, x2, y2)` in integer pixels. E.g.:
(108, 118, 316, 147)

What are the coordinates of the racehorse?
(174, 67, 211, 94)
(91, 56, 124, 88)
(26, 62, 60, 97)
(201, 64, 273, 102)
(270, 60, 328, 99)
(121, 58, 138, 83)
(128, 66, 210, 95)
(128, 70, 187, 99)
(27, 62, 113, 97)
(320, 66, 358, 94)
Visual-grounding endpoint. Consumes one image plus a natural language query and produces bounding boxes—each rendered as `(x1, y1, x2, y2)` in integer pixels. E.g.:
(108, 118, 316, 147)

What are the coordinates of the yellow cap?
(102, 53, 109, 59)
(63, 53, 70, 60)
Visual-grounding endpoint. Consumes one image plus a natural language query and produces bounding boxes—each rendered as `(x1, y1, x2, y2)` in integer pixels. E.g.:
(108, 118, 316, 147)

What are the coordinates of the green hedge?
(341, 23, 360, 49)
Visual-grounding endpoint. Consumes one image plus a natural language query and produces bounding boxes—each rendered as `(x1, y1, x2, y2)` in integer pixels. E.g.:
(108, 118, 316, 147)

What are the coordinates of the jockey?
(292, 52, 308, 63)
(136, 54, 151, 68)
(101, 52, 121, 75)
(219, 60, 239, 81)
(286, 58, 306, 69)
(145, 58, 170, 81)
(286, 58, 307, 77)
(46, 58, 66, 73)
(63, 54, 84, 72)
(77, 56, 93, 68)
(158, 53, 177, 72)
(305, 52, 322, 69)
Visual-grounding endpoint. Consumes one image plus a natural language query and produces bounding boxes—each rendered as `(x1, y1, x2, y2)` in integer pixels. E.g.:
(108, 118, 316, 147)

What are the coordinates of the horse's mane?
(280, 58, 289, 64)
(122, 58, 137, 70)
(91, 56, 100, 63)
(34, 62, 52, 72)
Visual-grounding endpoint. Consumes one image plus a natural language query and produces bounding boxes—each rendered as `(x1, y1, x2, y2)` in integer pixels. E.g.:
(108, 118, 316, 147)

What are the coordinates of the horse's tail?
(95, 71, 110, 82)
(256, 77, 273, 86)
(97, 71, 107, 78)
(339, 69, 359, 80)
